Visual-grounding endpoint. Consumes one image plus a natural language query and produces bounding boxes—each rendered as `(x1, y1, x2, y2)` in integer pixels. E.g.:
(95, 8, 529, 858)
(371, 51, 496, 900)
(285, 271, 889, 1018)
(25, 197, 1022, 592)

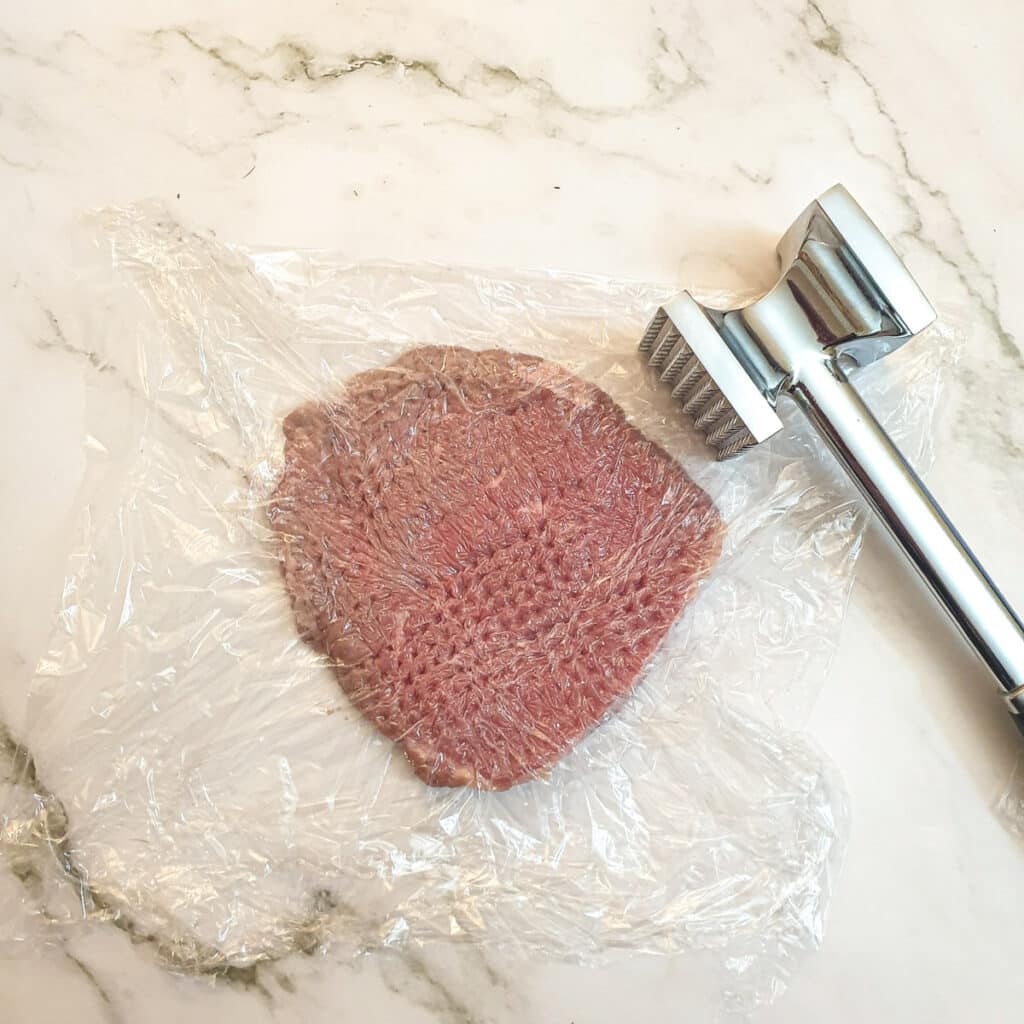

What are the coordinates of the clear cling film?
(270, 344, 727, 791)
(0, 205, 959, 1011)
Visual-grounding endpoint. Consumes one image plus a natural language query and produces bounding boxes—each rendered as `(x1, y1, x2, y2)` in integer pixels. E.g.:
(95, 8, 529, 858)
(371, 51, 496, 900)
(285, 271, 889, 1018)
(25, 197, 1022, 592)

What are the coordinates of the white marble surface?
(2, 1, 1023, 1020)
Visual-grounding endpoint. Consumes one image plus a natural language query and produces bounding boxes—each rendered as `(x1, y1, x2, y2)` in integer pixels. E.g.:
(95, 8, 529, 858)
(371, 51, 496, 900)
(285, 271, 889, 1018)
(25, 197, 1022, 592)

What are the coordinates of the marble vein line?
(0, 150, 44, 172)
(0, 717, 329, 993)
(0, 312, 328, 983)
(0, 25, 707, 175)
(0, 30, 297, 163)
(382, 951, 480, 1024)
(168, 29, 461, 97)
(64, 951, 123, 1024)
(0, 30, 73, 73)
(32, 301, 243, 480)
(151, 25, 703, 119)
(801, 0, 1021, 367)
(4, 703, 521, 1014)
(36, 307, 120, 378)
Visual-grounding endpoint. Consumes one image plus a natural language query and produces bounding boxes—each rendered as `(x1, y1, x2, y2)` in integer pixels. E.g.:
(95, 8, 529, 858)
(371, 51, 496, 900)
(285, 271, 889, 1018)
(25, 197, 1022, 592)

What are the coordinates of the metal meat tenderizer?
(640, 184, 1024, 735)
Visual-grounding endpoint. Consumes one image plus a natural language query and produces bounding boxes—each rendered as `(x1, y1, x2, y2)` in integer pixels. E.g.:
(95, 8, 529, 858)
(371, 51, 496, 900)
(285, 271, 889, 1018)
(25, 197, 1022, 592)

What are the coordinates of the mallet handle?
(792, 356, 1024, 731)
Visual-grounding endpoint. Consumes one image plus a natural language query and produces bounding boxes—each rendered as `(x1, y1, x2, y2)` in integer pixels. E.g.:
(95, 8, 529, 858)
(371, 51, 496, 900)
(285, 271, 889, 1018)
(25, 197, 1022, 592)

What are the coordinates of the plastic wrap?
(0, 205, 957, 1009)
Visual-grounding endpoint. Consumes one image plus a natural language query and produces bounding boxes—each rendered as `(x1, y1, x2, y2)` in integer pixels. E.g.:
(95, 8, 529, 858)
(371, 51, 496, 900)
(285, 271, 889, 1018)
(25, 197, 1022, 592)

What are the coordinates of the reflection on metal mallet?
(641, 184, 1024, 734)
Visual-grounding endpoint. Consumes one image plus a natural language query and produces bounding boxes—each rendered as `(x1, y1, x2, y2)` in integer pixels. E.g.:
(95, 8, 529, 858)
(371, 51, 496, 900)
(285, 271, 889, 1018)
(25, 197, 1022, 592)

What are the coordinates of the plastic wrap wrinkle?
(270, 344, 725, 790)
(0, 205, 959, 1011)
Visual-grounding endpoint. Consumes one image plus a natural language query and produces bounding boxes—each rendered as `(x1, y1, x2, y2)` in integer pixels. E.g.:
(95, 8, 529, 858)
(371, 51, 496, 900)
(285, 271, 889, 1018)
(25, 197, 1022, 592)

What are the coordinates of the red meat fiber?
(270, 346, 723, 789)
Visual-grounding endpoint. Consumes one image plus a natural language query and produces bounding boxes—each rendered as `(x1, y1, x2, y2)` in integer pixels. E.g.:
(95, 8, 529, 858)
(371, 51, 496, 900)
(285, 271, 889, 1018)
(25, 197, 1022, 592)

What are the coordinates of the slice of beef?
(270, 346, 724, 790)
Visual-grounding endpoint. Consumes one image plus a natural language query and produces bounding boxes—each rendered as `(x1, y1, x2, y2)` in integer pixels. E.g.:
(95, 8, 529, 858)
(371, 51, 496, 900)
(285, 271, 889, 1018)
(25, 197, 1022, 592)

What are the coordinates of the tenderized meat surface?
(270, 346, 724, 789)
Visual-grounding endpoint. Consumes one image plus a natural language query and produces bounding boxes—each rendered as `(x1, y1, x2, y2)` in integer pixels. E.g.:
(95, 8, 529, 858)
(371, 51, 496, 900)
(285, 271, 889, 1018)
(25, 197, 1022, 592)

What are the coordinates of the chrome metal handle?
(642, 185, 1024, 736)
(790, 358, 1024, 721)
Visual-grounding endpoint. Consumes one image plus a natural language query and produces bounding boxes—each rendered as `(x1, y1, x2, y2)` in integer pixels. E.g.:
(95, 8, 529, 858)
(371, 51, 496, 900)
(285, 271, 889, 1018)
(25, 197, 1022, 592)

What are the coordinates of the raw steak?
(270, 346, 724, 790)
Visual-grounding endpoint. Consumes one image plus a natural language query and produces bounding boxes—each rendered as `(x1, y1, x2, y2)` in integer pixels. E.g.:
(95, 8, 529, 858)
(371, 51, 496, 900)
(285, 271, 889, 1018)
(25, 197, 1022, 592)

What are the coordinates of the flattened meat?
(270, 346, 723, 789)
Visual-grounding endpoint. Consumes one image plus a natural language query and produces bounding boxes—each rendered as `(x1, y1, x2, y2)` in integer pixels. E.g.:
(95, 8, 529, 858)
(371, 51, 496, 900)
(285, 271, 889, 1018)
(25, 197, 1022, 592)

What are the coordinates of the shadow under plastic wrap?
(0, 203, 966, 1013)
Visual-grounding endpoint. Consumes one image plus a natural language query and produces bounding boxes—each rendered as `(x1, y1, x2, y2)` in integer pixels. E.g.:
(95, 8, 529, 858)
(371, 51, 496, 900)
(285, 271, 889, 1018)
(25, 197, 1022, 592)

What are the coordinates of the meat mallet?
(640, 184, 1024, 734)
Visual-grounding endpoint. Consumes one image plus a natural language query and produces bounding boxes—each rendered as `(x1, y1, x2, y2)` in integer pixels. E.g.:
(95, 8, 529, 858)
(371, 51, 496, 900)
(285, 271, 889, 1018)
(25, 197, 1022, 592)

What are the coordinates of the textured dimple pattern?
(270, 346, 724, 789)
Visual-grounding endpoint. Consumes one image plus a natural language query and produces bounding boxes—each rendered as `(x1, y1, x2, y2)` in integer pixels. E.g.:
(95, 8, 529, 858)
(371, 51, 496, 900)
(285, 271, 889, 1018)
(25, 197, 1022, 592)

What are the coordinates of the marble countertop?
(2, 1, 1022, 1020)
